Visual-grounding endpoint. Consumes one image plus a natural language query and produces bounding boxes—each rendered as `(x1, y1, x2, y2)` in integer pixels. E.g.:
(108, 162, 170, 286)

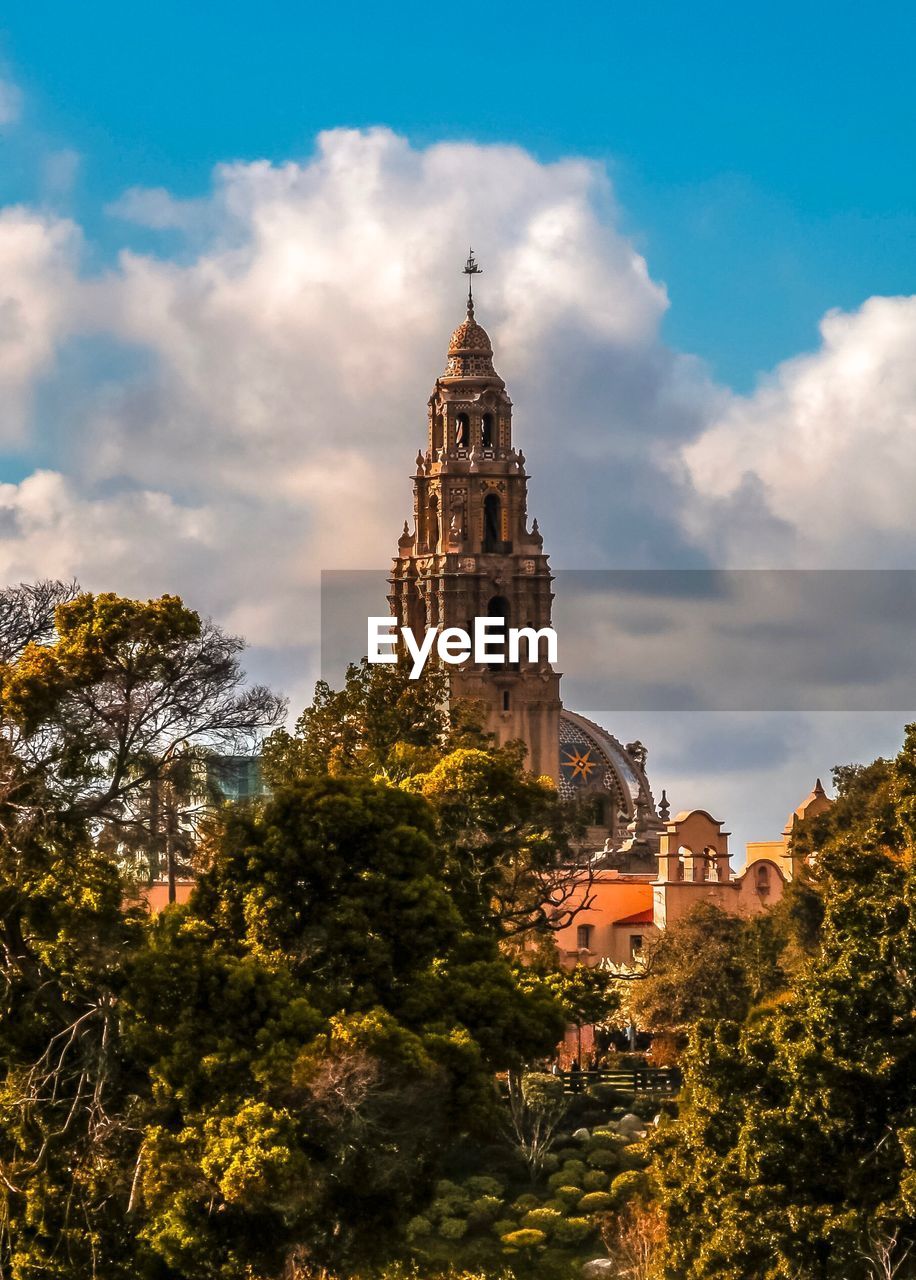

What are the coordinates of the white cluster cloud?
(1, 125, 916, 739)
(0, 209, 80, 443)
(679, 295, 916, 567)
(1, 121, 915, 845)
(0, 128, 697, 660)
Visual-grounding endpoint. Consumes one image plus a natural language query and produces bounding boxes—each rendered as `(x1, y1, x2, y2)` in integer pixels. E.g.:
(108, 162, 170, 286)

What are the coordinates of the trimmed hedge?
(610, 1169, 650, 1205)
(586, 1147, 620, 1170)
(578, 1190, 614, 1213)
(501, 1228, 547, 1249)
(553, 1184, 583, 1207)
(521, 1207, 562, 1235)
(552, 1215, 596, 1245)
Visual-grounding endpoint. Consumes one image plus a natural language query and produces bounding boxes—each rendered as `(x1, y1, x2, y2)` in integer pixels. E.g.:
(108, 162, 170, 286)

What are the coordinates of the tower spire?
(463, 247, 483, 316)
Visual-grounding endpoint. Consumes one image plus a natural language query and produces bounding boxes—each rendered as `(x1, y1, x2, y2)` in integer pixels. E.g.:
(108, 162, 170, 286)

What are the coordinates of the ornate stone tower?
(389, 256, 561, 778)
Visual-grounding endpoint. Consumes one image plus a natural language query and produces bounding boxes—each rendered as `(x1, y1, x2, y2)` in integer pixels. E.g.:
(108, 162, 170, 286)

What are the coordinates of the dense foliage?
(3, 582, 915, 1279)
(0, 588, 577, 1279)
(653, 737, 916, 1279)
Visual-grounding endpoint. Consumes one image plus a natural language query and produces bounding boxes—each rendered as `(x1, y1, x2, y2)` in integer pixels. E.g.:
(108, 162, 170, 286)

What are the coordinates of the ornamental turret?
(389, 254, 561, 777)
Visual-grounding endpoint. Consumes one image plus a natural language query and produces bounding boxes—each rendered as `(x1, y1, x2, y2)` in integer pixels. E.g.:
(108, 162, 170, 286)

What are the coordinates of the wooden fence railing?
(560, 1066, 680, 1095)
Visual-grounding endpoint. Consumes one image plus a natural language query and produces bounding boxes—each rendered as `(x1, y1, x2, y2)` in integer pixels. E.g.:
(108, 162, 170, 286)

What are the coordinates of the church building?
(389, 257, 830, 967)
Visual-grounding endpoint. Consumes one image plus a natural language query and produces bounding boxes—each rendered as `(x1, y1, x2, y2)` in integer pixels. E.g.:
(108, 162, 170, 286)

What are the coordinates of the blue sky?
(1, 3, 916, 847)
(3, 1, 916, 388)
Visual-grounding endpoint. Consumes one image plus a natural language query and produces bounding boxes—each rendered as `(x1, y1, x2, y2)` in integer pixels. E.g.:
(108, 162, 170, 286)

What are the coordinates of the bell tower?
(389, 254, 561, 778)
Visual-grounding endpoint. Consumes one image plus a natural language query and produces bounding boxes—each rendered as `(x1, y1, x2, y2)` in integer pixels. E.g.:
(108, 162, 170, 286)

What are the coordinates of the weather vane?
(463, 247, 482, 312)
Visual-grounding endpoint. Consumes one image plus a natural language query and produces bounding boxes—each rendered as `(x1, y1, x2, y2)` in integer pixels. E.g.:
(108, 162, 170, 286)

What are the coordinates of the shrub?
(430, 1196, 467, 1222)
(587, 1083, 633, 1107)
(610, 1169, 650, 1205)
(578, 1190, 614, 1213)
(405, 1215, 432, 1239)
(469, 1195, 503, 1225)
(541, 1151, 561, 1172)
(548, 1170, 572, 1191)
(522, 1207, 562, 1235)
(553, 1146, 579, 1161)
(619, 1147, 649, 1172)
(501, 1228, 547, 1250)
(586, 1130, 618, 1150)
(553, 1184, 583, 1207)
(591, 1126, 618, 1140)
(586, 1147, 620, 1170)
(433, 1178, 463, 1200)
(439, 1217, 468, 1240)
(494, 1218, 516, 1237)
(583, 1169, 609, 1190)
(465, 1175, 505, 1198)
(560, 1159, 588, 1182)
(543, 1197, 568, 1214)
(511, 1193, 541, 1214)
(551, 1215, 595, 1246)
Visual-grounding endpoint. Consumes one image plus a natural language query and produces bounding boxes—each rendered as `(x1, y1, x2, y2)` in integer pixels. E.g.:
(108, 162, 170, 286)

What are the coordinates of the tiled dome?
(558, 709, 655, 819)
(442, 304, 500, 381)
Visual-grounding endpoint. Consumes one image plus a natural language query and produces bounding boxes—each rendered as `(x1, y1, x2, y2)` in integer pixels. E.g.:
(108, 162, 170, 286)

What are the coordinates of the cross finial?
(462, 247, 482, 314)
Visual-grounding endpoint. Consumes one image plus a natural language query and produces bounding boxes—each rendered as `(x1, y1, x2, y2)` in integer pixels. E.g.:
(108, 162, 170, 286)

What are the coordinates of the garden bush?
(465, 1175, 505, 1198)
(405, 1215, 432, 1240)
(586, 1147, 619, 1170)
(551, 1215, 596, 1246)
(587, 1083, 633, 1108)
(553, 1184, 583, 1207)
(501, 1228, 547, 1249)
(553, 1146, 580, 1161)
(511, 1193, 541, 1214)
(560, 1159, 588, 1182)
(583, 1169, 609, 1190)
(494, 1218, 516, 1238)
(578, 1190, 614, 1213)
(521, 1207, 562, 1235)
(439, 1217, 468, 1240)
(468, 1194, 503, 1225)
(610, 1169, 650, 1205)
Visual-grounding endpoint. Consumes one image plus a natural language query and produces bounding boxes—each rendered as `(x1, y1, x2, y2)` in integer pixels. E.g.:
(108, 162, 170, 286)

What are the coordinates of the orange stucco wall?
(554, 872, 655, 965)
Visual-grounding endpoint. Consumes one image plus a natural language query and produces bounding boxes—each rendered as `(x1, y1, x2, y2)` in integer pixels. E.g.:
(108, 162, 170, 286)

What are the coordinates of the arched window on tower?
(428, 495, 439, 551)
(483, 494, 501, 552)
(755, 864, 771, 896)
(481, 412, 494, 449)
(487, 595, 510, 667)
(455, 413, 470, 449)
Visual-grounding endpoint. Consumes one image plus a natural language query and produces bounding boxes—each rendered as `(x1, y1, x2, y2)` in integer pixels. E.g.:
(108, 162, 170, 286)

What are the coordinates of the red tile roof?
(612, 907, 654, 926)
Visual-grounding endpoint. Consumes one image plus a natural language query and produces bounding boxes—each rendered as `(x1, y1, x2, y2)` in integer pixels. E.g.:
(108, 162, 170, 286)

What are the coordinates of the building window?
(455, 413, 470, 449)
(756, 864, 771, 895)
(483, 494, 501, 551)
(576, 924, 592, 951)
(502, 689, 510, 711)
(630, 934, 644, 957)
(481, 412, 494, 448)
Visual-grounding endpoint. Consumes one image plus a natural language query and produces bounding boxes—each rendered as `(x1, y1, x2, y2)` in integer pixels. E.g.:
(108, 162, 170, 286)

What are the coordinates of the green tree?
(261, 655, 487, 784)
(653, 731, 916, 1280)
(130, 772, 566, 1277)
(0, 589, 284, 1277)
(629, 901, 786, 1044)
